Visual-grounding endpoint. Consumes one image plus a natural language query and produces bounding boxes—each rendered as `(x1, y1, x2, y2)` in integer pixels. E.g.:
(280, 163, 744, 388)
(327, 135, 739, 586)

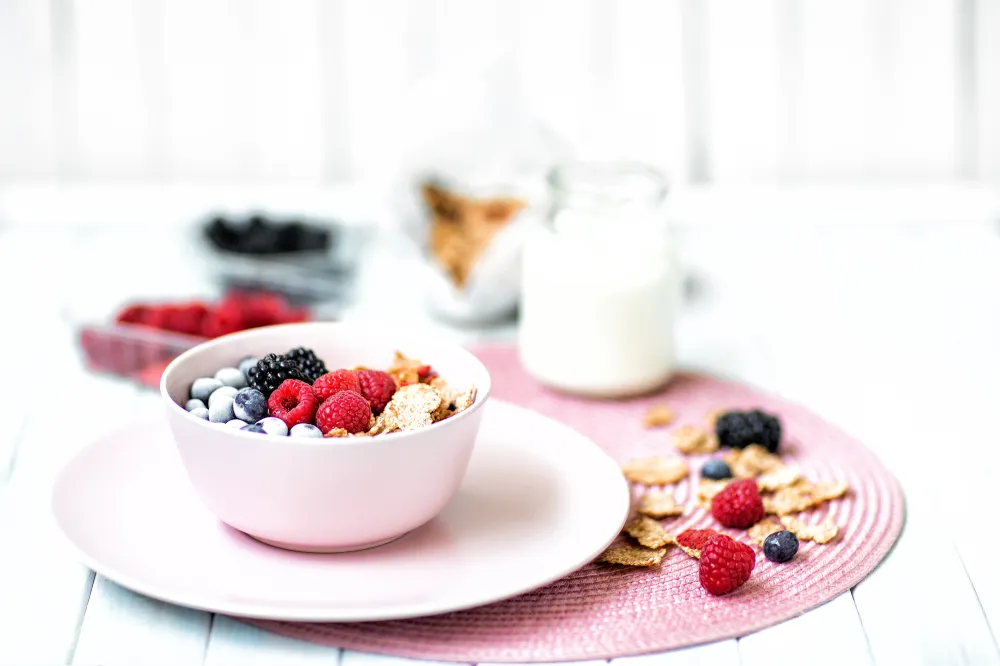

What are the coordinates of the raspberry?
(266, 379, 318, 428)
(711, 479, 765, 528)
(699, 534, 756, 595)
(116, 304, 149, 324)
(313, 369, 362, 401)
(356, 369, 397, 414)
(315, 391, 371, 434)
(676, 528, 718, 550)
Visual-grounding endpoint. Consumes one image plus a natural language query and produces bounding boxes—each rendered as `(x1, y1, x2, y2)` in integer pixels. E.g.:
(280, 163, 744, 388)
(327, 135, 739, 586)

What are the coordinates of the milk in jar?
(517, 162, 678, 397)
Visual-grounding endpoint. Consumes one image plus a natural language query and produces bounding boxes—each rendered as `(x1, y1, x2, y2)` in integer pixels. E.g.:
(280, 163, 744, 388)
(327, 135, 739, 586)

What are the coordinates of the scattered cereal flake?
(697, 478, 730, 509)
(679, 545, 702, 559)
(324, 428, 349, 438)
(624, 515, 673, 549)
(637, 491, 684, 519)
(812, 480, 849, 502)
(672, 425, 719, 455)
(757, 466, 801, 492)
(705, 407, 727, 429)
(724, 445, 784, 478)
(748, 519, 785, 546)
(598, 543, 667, 567)
(643, 406, 675, 428)
(765, 479, 850, 515)
(765, 482, 816, 515)
(622, 456, 689, 485)
(781, 515, 839, 544)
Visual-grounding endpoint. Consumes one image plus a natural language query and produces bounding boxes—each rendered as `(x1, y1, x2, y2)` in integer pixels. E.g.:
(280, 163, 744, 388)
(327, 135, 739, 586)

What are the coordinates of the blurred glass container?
(518, 162, 679, 398)
(194, 211, 371, 317)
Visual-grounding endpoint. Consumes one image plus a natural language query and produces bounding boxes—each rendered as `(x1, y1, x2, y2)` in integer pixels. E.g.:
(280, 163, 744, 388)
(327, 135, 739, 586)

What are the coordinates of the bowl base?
(247, 532, 407, 554)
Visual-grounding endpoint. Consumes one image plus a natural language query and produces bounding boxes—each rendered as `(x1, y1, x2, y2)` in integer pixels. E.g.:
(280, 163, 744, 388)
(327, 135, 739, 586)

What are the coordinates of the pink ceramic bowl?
(159, 322, 491, 553)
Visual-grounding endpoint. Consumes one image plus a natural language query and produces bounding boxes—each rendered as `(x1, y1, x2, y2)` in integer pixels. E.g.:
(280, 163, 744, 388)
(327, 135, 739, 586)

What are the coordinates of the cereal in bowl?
(181, 349, 476, 437)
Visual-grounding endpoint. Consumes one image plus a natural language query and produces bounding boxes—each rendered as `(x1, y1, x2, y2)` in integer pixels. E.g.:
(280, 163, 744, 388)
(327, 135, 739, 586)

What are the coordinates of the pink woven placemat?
(246, 344, 905, 662)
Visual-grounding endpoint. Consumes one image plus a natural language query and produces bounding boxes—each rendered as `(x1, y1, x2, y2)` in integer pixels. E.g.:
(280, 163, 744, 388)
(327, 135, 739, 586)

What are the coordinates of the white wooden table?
(2, 183, 1000, 666)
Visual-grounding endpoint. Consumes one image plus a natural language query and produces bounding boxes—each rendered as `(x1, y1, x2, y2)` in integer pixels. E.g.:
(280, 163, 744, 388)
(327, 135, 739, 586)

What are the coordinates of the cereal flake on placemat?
(622, 456, 689, 485)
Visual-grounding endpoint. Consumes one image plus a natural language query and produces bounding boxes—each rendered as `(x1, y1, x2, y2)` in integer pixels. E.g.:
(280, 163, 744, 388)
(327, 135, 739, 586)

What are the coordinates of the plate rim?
(50, 398, 631, 622)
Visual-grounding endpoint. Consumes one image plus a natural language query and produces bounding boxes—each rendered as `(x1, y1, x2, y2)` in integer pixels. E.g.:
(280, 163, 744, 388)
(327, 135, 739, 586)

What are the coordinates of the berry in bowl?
(160, 322, 490, 553)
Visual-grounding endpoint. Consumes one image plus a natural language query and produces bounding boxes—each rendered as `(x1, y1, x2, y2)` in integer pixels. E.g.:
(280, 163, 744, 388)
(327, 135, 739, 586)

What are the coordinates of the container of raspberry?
(75, 291, 313, 390)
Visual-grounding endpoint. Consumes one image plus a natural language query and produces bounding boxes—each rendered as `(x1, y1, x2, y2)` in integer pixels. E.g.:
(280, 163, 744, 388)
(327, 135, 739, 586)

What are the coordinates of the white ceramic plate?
(51, 399, 630, 622)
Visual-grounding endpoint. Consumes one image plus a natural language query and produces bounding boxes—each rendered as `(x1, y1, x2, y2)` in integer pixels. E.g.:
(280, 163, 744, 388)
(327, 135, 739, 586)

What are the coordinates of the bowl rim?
(159, 321, 492, 448)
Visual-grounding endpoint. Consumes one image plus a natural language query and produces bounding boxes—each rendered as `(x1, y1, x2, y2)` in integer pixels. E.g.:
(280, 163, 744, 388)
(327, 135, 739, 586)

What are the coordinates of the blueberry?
(290, 423, 323, 438)
(233, 388, 267, 422)
(256, 416, 288, 437)
(763, 530, 799, 563)
(208, 386, 240, 407)
(701, 459, 732, 480)
(238, 356, 259, 379)
(226, 419, 247, 429)
(209, 395, 236, 423)
(241, 424, 266, 434)
(190, 407, 209, 420)
(190, 377, 223, 402)
(215, 366, 247, 389)
(185, 398, 206, 412)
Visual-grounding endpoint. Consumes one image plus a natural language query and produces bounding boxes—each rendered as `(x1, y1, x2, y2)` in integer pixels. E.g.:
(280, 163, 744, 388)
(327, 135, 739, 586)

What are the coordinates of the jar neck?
(546, 161, 668, 232)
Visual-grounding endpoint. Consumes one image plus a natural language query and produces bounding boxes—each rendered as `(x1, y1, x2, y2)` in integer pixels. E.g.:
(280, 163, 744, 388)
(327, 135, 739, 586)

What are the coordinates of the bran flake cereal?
(672, 425, 719, 455)
(643, 406, 675, 428)
(598, 543, 667, 567)
(781, 515, 839, 544)
(757, 466, 801, 492)
(697, 478, 730, 510)
(724, 445, 784, 478)
(637, 491, 684, 519)
(624, 515, 674, 549)
(748, 519, 785, 546)
(622, 456, 690, 486)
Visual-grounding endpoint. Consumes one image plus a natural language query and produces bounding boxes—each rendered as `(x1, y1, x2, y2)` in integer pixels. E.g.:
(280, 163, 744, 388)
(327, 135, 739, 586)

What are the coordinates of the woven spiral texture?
(246, 344, 905, 662)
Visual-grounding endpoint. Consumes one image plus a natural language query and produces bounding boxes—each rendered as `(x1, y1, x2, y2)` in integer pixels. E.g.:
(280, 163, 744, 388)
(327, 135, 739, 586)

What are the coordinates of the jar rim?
(547, 161, 668, 204)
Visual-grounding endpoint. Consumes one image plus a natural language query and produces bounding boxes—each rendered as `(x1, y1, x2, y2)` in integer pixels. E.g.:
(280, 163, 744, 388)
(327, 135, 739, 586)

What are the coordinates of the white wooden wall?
(1, 0, 998, 185)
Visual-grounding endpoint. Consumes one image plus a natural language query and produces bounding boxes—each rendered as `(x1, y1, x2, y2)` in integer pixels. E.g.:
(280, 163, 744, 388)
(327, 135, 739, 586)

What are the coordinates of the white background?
(3, 0, 1000, 186)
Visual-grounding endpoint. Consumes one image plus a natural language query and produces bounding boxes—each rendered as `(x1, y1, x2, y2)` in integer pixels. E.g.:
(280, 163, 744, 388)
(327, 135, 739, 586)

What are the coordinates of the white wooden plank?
(596, 0, 687, 180)
(159, 0, 255, 179)
(0, 410, 104, 666)
(72, 578, 211, 666)
(612, 640, 740, 666)
(955, 530, 1000, 652)
(239, 0, 326, 183)
(704, 0, 780, 181)
(975, 0, 1000, 181)
(868, 0, 958, 178)
(205, 616, 341, 665)
(70, 0, 154, 178)
(852, 504, 1000, 666)
(506, 0, 602, 159)
(738, 593, 872, 665)
(0, 0, 56, 179)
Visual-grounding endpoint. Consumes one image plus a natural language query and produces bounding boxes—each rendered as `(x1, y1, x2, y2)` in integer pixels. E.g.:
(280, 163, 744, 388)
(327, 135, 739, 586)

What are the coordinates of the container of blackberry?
(197, 210, 370, 314)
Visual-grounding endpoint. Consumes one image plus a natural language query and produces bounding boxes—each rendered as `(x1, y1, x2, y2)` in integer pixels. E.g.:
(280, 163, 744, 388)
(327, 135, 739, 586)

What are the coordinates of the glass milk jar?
(517, 162, 679, 398)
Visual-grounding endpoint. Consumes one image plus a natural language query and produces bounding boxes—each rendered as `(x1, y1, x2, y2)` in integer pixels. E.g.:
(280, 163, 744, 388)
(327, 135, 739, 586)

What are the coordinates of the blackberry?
(715, 409, 782, 453)
(246, 353, 306, 397)
(285, 347, 328, 382)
